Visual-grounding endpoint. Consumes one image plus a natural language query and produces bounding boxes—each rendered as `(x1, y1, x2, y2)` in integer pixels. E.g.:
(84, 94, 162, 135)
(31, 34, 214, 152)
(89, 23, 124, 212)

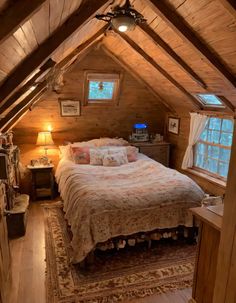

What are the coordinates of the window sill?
(185, 168, 226, 189)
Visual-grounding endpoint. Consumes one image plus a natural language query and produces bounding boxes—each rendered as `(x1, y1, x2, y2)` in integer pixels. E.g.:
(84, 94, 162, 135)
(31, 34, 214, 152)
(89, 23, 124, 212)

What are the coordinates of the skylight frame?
(194, 93, 225, 108)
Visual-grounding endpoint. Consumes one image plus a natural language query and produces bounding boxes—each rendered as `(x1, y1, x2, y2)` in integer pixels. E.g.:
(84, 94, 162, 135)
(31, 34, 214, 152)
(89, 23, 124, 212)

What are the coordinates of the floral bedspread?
(55, 154, 204, 263)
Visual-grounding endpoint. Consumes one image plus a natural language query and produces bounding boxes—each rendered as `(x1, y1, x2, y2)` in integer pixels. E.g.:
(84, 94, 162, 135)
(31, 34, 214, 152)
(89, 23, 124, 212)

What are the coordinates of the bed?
(56, 141, 204, 264)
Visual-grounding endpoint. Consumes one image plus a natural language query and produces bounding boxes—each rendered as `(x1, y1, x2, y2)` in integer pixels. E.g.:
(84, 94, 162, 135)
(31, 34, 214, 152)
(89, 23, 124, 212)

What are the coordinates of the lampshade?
(111, 15, 136, 32)
(36, 132, 54, 146)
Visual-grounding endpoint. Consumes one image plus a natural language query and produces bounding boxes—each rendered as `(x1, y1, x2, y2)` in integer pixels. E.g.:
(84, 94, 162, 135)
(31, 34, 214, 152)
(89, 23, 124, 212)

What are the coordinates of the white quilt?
(56, 154, 204, 263)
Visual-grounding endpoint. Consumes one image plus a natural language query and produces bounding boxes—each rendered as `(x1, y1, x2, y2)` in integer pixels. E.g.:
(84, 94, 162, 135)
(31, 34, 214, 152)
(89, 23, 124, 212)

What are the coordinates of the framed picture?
(59, 100, 80, 117)
(168, 117, 180, 135)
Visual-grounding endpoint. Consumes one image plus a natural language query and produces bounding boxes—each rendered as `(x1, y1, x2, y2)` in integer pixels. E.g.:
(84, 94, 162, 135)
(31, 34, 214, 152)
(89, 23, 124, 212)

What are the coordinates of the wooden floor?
(9, 201, 192, 303)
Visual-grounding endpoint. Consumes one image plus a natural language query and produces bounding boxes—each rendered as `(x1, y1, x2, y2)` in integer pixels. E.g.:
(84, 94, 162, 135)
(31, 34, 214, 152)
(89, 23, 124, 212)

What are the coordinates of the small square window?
(195, 94, 224, 107)
(84, 72, 120, 105)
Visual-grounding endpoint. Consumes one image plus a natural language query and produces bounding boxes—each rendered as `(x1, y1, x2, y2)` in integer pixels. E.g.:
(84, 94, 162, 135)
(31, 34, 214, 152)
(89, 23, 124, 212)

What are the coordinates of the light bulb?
(118, 25, 128, 32)
(47, 125, 53, 132)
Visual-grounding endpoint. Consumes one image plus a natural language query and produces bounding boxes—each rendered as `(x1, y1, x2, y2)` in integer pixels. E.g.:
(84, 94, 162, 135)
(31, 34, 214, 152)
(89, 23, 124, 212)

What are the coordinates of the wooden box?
(6, 194, 29, 238)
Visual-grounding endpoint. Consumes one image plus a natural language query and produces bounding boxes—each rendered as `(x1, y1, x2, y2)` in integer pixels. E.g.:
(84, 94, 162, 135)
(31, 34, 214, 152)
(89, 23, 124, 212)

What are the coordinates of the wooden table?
(189, 205, 223, 303)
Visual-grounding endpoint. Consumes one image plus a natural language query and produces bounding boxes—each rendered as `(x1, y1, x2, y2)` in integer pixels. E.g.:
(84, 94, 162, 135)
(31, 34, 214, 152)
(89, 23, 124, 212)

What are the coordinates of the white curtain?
(182, 112, 209, 169)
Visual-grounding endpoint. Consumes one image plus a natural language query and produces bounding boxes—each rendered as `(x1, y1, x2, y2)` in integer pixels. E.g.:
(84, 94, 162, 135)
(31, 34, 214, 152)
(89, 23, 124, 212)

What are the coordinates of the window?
(194, 117, 233, 179)
(84, 72, 120, 105)
(195, 94, 225, 107)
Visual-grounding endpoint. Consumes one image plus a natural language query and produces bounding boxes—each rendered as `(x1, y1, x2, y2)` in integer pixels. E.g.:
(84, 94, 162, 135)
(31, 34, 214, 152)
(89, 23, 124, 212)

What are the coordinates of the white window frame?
(193, 117, 233, 180)
(84, 71, 121, 105)
(194, 93, 225, 108)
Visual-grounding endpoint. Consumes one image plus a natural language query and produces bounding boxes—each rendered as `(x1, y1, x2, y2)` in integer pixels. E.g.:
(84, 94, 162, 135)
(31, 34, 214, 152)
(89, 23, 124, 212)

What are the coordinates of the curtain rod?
(190, 110, 235, 118)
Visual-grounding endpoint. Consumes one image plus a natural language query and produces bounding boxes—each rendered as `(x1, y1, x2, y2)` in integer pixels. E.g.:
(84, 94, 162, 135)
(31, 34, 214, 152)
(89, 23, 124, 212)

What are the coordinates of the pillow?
(126, 146, 138, 162)
(90, 148, 107, 165)
(71, 147, 90, 164)
(103, 151, 128, 167)
(59, 145, 73, 160)
(95, 137, 129, 147)
(71, 141, 96, 148)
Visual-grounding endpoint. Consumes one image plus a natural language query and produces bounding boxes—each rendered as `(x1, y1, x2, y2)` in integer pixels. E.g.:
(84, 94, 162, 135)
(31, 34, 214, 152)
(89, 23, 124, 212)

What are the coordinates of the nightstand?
(131, 142, 170, 167)
(27, 165, 55, 201)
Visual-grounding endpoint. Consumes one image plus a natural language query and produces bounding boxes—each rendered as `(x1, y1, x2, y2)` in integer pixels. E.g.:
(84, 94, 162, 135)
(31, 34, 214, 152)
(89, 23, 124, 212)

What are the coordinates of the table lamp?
(36, 131, 54, 159)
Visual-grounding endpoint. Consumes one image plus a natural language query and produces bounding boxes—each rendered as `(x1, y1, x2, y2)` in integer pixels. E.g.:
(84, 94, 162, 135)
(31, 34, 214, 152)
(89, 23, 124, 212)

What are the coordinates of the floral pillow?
(71, 146, 90, 164)
(103, 151, 128, 167)
(126, 146, 138, 162)
(90, 148, 107, 165)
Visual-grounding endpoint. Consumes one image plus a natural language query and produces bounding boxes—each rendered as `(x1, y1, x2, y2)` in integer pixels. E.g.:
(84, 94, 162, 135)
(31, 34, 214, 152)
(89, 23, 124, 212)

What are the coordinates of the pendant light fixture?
(96, 0, 146, 32)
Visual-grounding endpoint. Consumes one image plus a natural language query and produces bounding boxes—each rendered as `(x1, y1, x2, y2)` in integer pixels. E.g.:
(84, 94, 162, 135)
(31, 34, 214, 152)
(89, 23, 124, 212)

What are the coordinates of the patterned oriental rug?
(44, 204, 196, 303)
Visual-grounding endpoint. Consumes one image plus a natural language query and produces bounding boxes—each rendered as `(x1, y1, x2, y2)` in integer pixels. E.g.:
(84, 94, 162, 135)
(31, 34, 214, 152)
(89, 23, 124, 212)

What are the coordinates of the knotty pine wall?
(13, 48, 167, 192)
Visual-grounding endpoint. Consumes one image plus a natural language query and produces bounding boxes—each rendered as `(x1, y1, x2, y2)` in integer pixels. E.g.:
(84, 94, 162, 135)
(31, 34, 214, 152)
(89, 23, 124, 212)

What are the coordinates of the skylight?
(195, 94, 224, 107)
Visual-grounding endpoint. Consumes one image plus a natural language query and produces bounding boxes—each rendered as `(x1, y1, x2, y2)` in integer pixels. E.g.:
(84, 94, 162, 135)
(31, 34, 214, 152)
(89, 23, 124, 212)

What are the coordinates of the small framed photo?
(59, 99, 80, 117)
(168, 117, 180, 135)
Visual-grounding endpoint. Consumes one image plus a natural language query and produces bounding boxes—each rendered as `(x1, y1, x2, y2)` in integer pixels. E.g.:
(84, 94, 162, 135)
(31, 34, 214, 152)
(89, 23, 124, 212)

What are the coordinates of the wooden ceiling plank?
(145, 0, 236, 89)
(56, 25, 107, 71)
(116, 31, 202, 109)
(101, 44, 176, 114)
(0, 0, 47, 45)
(0, 0, 110, 104)
(138, 23, 207, 89)
(0, 59, 55, 115)
(2, 89, 47, 133)
(218, 0, 236, 19)
(216, 95, 235, 113)
(0, 81, 47, 131)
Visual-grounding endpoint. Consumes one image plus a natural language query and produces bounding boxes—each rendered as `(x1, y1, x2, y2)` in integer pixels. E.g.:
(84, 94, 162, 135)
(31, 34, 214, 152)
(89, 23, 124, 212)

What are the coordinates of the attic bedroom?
(0, 1, 235, 303)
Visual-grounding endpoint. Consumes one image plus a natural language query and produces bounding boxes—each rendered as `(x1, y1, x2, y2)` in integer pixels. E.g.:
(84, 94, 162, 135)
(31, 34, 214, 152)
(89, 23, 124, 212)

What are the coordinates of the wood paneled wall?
(13, 47, 167, 191)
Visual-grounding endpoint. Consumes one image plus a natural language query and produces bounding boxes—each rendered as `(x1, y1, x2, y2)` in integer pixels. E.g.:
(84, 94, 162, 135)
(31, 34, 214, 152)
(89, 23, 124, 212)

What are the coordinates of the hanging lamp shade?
(111, 15, 136, 32)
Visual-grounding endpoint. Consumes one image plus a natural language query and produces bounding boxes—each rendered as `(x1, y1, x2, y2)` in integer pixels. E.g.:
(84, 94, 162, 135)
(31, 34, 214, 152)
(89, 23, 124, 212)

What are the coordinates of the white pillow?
(59, 145, 72, 160)
(103, 151, 128, 167)
(90, 148, 108, 165)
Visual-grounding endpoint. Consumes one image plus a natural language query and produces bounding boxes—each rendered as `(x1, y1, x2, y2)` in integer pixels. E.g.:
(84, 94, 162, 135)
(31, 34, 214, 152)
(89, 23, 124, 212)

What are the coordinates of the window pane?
(200, 129, 207, 141)
(197, 94, 223, 105)
(220, 132, 233, 146)
(208, 145, 219, 159)
(207, 130, 220, 143)
(209, 118, 221, 130)
(219, 148, 231, 162)
(219, 161, 229, 178)
(194, 153, 204, 168)
(208, 158, 218, 174)
(196, 142, 206, 154)
(222, 119, 233, 132)
(88, 81, 115, 100)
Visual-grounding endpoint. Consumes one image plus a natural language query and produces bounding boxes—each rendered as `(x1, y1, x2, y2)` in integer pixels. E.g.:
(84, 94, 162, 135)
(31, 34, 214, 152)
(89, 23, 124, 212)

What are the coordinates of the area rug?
(44, 204, 196, 303)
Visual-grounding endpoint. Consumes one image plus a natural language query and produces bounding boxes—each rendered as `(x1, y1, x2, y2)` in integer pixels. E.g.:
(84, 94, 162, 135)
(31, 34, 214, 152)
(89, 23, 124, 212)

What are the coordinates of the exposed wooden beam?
(219, 0, 236, 19)
(0, 0, 47, 45)
(101, 44, 176, 113)
(116, 31, 202, 109)
(145, 0, 236, 89)
(0, 0, 110, 104)
(138, 23, 207, 89)
(2, 90, 47, 133)
(0, 59, 55, 115)
(57, 25, 107, 71)
(0, 81, 47, 131)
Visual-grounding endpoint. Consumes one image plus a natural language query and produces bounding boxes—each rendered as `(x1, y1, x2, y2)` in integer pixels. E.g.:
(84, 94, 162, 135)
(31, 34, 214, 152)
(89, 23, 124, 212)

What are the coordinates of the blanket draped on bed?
(56, 154, 204, 263)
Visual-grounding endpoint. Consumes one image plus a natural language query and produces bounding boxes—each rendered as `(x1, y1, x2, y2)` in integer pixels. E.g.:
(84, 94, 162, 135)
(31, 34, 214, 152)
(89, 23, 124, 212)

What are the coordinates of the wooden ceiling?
(0, 0, 235, 131)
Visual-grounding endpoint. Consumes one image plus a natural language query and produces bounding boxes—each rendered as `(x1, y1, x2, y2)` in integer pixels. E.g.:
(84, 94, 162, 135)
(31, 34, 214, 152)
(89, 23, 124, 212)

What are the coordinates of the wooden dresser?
(190, 206, 223, 303)
(131, 142, 170, 167)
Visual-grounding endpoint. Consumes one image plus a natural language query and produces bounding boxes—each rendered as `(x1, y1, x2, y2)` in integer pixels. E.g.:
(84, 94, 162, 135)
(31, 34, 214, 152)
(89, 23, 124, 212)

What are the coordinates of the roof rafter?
(145, 0, 236, 89)
(138, 23, 207, 89)
(0, 81, 47, 131)
(115, 31, 202, 109)
(0, 0, 47, 45)
(0, 59, 55, 116)
(0, 0, 110, 104)
(101, 43, 176, 113)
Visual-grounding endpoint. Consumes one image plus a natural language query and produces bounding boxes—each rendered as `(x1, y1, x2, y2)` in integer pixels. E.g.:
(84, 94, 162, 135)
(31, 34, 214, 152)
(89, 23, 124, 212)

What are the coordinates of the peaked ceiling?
(0, 0, 235, 131)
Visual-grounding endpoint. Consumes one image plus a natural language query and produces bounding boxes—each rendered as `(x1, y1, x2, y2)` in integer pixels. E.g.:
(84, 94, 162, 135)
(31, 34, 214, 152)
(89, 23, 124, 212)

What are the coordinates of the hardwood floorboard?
(9, 200, 192, 303)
